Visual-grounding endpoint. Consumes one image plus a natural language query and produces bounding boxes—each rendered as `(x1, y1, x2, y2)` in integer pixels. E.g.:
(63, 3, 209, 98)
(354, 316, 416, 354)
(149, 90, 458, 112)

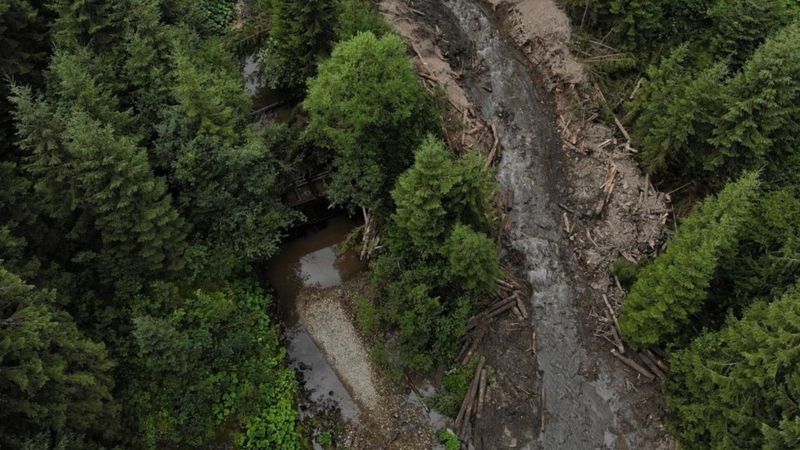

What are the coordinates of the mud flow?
(266, 216, 364, 422)
(422, 0, 652, 448)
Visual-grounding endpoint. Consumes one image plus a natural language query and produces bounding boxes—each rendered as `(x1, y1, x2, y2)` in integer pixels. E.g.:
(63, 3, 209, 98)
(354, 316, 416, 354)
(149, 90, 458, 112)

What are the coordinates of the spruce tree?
(442, 224, 500, 294)
(163, 42, 295, 272)
(11, 90, 188, 294)
(631, 46, 727, 178)
(712, 188, 800, 311)
(0, 266, 116, 449)
(707, 0, 798, 68)
(666, 289, 800, 449)
(619, 172, 760, 348)
(305, 32, 439, 211)
(392, 136, 498, 253)
(709, 21, 800, 186)
(392, 137, 459, 252)
(263, 0, 337, 89)
(49, 0, 124, 50)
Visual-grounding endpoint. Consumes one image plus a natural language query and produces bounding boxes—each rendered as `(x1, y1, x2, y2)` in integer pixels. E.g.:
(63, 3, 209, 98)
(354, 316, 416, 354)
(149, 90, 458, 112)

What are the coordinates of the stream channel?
(266, 216, 364, 424)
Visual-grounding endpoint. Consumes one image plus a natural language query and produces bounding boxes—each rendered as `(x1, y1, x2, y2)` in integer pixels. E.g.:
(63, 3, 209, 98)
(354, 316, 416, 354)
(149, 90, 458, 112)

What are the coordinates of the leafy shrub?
(437, 428, 461, 450)
(356, 295, 379, 336)
(611, 258, 641, 290)
(432, 363, 476, 416)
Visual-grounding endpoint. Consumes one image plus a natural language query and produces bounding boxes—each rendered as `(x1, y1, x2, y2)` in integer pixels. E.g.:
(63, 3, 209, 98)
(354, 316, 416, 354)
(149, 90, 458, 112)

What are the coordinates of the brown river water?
(266, 216, 365, 422)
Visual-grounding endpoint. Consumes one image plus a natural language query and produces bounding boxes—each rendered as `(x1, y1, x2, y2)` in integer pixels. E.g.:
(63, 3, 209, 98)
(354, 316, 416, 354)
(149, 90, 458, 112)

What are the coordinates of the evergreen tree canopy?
(335, 0, 391, 41)
(443, 224, 501, 294)
(619, 173, 760, 348)
(0, 266, 115, 449)
(305, 32, 439, 211)
(709, 20, 800, 187)
(666, 289, 800, 449)
(11, 90, 188, 295)
(263, 0, 337, 89)
(392, 136, 497, 253)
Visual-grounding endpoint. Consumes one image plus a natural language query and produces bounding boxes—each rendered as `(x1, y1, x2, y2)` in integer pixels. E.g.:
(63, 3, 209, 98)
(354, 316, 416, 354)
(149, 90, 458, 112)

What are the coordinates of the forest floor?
(381, 0, 674, 448)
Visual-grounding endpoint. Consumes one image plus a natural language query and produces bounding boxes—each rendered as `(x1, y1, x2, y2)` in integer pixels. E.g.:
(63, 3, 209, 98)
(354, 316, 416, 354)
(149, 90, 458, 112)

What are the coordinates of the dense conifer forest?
(2, 0, 800, 448)
(563, 1, 800, 447)
(0, 0, 500, 447)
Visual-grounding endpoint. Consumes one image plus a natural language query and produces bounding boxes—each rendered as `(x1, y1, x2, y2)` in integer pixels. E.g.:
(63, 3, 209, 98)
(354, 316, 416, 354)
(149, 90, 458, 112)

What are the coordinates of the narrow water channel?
(433, 1, 638, 448)
(266, 216, 365, 423)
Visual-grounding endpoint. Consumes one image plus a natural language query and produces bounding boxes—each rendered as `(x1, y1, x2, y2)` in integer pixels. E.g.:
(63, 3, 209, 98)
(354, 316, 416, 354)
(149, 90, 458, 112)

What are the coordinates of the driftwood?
(250, 101, 285, 116)
(601, 295, 622, 336)
(405, 373, 430, 412)
(539, 384, 546, 432)
(594, 83, 632, 144)
(515, 292, 529, 319)
(605, 310, 625, 354)
(611, 349, 655, 381)
(594, 163, 618, 216)
(462, 338, 480, 365)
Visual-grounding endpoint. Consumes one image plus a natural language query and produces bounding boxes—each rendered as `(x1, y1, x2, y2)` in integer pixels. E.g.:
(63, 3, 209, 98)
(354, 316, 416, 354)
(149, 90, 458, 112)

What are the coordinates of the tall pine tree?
(262, 0, 337, 89)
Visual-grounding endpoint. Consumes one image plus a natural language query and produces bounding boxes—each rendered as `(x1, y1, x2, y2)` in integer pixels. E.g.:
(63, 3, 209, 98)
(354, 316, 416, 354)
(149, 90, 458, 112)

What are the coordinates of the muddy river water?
(266, 217, 364, 423)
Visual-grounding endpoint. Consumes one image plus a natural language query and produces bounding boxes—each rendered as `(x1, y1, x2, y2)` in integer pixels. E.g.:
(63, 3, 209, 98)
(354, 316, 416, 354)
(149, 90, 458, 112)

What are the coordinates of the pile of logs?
(454, 356, 488, 442)
(458, 274, 529, 365)
(601, 294, 668, 381)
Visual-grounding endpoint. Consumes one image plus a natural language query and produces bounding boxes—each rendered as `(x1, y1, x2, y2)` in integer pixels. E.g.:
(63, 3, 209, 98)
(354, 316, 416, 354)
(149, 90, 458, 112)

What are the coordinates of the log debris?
(476, 368, 488, 419)
(611, 349, 655, 381)
(456, 356, 487, 439)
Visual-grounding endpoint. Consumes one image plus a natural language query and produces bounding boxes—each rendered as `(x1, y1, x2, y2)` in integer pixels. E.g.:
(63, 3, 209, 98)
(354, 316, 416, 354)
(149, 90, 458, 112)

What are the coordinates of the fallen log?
(484, 124, 500, 169)
(496, 278, 516, 290)
(476, 368, 487, 419)
(539, 384, 546, 432)
(405, 373, 430, 412)
(250, 101, 285, 116)
(456, 356, 486, 437)
(638, 350, 666, 380)
(461, 338, 480, 365)
(484, 300, 517, 320)
(611, 349, 655, 381)
(515, 292, 529, 319)
(605, 310, 625, 354)
(645, 348, 669, 373)
(601, 295, 622, 337)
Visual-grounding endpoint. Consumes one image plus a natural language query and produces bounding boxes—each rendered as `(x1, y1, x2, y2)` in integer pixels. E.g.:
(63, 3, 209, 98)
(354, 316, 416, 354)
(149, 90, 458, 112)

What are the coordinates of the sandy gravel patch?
(298, 291, 381, 412)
